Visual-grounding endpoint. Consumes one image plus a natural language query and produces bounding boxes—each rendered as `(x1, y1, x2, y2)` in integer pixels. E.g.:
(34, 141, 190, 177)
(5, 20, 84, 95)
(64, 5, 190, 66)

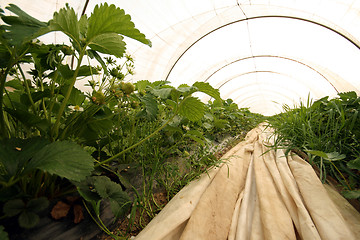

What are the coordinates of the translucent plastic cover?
(2, 0, 360, 115)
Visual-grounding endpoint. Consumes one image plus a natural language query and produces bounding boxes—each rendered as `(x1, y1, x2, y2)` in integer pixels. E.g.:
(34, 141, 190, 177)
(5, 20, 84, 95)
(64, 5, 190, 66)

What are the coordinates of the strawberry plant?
(0, 2, 151, 235)
(0, 3, 264, 239)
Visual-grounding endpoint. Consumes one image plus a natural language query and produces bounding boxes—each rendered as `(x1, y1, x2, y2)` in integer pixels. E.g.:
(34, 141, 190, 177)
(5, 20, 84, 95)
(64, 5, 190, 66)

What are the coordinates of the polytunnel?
(2, 0, 360, 115)
(1, 1, 360, 240)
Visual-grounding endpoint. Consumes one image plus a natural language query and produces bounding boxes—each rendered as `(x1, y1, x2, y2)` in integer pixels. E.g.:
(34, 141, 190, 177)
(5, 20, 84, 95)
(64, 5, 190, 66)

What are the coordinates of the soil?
(95, 192, 168, 240)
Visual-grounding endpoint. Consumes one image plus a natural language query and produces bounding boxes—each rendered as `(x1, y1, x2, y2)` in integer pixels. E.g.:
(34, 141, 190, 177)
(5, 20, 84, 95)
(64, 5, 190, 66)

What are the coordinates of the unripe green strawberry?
(121, 82, 135, 94)
(91, 91, 106, 105)
(131, 101, 139, 109)
(61, 46, 73, 55)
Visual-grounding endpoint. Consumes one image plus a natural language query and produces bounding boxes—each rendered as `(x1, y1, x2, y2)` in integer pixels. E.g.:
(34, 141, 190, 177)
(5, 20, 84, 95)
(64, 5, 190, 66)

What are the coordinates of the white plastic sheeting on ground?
(135, 123, 360, 240)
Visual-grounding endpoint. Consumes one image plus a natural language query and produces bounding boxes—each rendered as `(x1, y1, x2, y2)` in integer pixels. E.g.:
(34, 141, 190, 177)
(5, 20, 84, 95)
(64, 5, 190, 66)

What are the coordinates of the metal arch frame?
(210, 70, 310, 105)
(216, 70, 314, 91)
(203, 55, 340, 93)
(164, 15, 360, 84)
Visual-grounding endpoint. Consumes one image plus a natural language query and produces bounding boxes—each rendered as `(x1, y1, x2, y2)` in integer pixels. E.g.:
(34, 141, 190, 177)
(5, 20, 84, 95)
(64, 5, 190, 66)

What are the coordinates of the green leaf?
(18, 211, 39, 228)
(166, 99, 177, 110)
(87, 119, 113, 136)
(109, 196, 131, 219)
(179, 97, 205, 121)
(193, 82, 220, 100)
(342, 190, 360, 199)
(2, 4, 48, 45)
(213, 118, 229, 128)
(135, 80, 151, 93)
(88, 33, 125, 58)
(30, 90, 52, 103)
(60, 85, 85, 106)
(3, 78, 21, 91)
(4, 107, 50, 132)
(26, 141, 94, 181)
(185, 130, 205, 146)
(347, 157, 360, 170)
(3, 199, 24, 217)
(26, 197, 49, 213)
(76, 177, 101, 202)
(87, 3, 151, 46)
(58, 64, 74, 79)
(0, 225, 9, 240)
(326, 152, 346, 161)
(86, 49, 107, 74)
(59, 64, 99, 80)
(140, 94, 158, 120)
(48, 5, 80, 44)
(93, 176, 130, 218)
(306, 150, 329, 159)
(78, 65, 99, 77)
(0, 44, 11, 68)
(0, 137, 50, 177)
(150, 87, 173, 99)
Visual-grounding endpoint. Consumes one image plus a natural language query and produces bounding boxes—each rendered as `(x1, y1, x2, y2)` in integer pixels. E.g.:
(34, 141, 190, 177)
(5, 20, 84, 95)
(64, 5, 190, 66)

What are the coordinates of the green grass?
(268, 92, 360, 200)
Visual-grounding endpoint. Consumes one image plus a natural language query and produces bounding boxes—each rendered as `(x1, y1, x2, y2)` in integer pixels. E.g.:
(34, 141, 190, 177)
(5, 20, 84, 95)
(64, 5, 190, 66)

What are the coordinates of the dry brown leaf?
(73, 204, 84, 223)
(51, 201, 71, 219)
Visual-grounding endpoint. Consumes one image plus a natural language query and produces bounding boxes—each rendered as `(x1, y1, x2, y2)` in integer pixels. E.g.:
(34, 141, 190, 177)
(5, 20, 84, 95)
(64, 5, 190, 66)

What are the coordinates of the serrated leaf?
(166, 99, 177, 110)
(0, 44, 11, 68)
(93, 176, 120, 199)
(185, 130, 205, 146)
(2, 4, 48, 45)
(135, 80, 150, 93)
(87, 3, 151, 46)
(177, 86, 193, 93)
(213, 119, 229, 128)
(76, 177, 102, 202)
(93, 176, 130, 218)
(78, 65, 99, 77)
(179, 97, 205, 121)
(140, 94, 158, 120)
(178, 84, 190, 88)
(326, 152, 346, 161)
(58, 64, 74, 79)
(25, 141, 94, 181)
(342, 190, 360, 199)
(88, 33, 125, 58)
(86, 49, 107, 74)
(186, 130, 204, 138)
(150, 87, 173, 99)
(26, 197, 49, 213)
(306, 150, 328, 159)
(3, 199, 25, 217)
(4, 107, 50, 132)
(347, 157, 360, 170)
(0, 225, 9, 240)
(18, 211, 39, 228)
(193, 82, 220, 100)
(30, 89, 52, 103)
(60, 85, 85, 106)
(48, 5, 80, 44)
(4, 79, 23, 91)
(0, 137, 50, 177)
(109, 197, 131, 219)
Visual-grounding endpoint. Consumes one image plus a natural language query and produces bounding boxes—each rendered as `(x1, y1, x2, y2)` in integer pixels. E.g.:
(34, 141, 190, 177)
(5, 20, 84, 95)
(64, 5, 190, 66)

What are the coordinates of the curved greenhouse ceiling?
(2, 0, 360, 116)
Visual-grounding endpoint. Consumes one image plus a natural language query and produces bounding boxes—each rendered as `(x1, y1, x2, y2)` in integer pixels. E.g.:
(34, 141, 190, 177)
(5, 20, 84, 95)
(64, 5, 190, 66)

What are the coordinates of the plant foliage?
(268, 92, 360, 200)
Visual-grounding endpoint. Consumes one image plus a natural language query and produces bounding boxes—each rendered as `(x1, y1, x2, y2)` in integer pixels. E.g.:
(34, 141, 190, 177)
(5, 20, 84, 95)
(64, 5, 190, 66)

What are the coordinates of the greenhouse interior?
(0, 0, 359, 239)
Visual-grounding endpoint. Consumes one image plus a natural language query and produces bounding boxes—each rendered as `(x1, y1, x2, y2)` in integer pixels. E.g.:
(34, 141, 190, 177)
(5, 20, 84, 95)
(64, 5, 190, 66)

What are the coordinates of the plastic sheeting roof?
(2, 0, 360, 115)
